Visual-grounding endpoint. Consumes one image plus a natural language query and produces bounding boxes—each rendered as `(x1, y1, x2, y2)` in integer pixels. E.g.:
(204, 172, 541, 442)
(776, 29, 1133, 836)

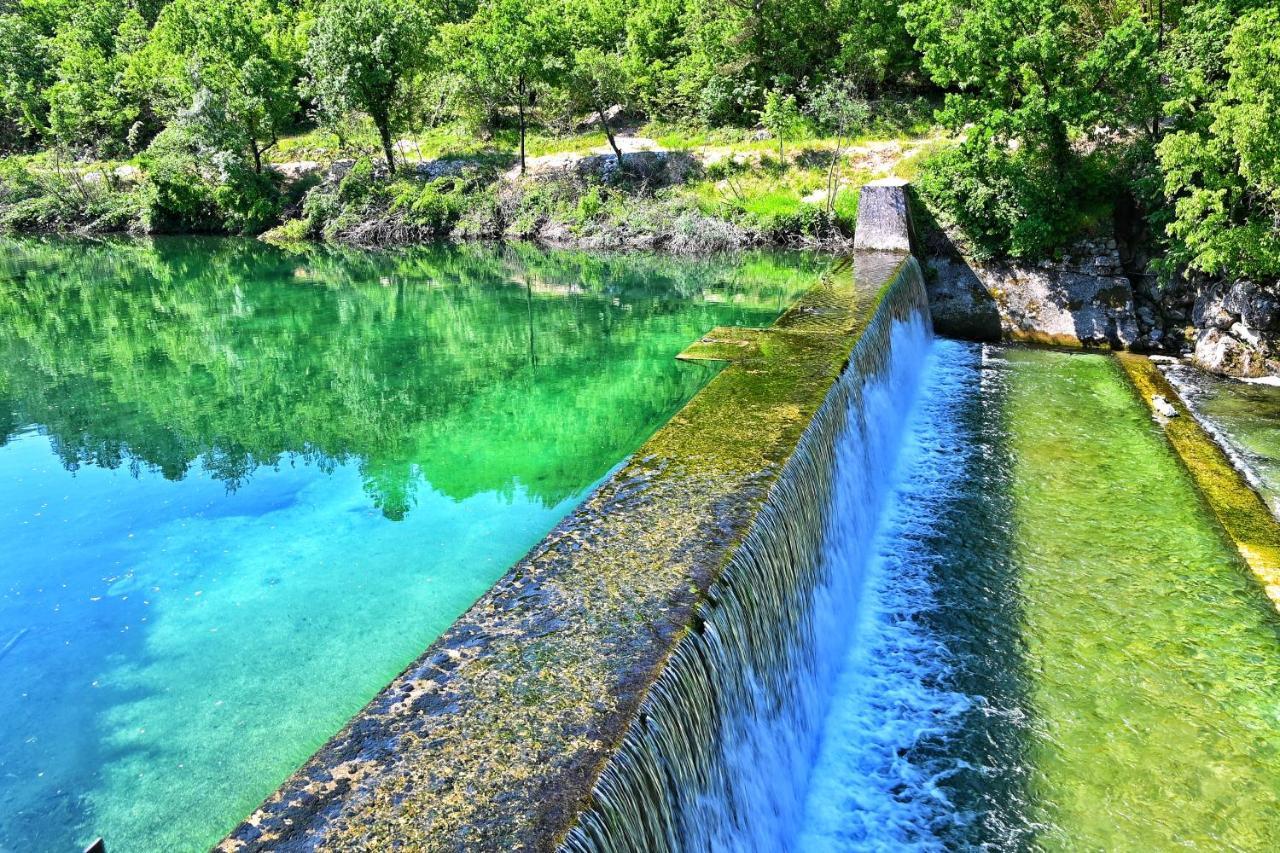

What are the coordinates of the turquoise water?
(0, 237, 817, 852)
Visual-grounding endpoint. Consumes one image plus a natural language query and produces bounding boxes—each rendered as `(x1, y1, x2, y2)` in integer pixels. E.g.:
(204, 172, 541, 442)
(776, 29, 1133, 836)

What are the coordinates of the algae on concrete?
(1116, 352, 1280, 608)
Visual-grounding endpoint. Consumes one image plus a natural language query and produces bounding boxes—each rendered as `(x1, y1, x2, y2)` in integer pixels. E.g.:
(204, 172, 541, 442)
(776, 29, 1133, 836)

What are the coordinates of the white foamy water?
(794, 339, 978, 851)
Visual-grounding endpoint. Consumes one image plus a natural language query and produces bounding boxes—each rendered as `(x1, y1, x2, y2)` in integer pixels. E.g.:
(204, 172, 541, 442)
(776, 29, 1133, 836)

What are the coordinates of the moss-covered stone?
(1116, 353, 1280, 609)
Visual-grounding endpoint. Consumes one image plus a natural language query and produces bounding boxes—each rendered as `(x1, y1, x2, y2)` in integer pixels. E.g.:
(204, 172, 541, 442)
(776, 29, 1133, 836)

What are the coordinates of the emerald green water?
(797, 343, 1280, 850)
(1165, 363, 1280, 519)
(0, 236, 817, 852)
(1003, 348, 1280, 848)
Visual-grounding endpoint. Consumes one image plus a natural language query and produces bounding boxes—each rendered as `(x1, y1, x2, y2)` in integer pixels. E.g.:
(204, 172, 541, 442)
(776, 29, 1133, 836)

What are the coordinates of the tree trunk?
(599, 103, 624, 167)
(252, 144, 262, 175)
(518, 100, 527, 174)
(377, 119, 397, 175)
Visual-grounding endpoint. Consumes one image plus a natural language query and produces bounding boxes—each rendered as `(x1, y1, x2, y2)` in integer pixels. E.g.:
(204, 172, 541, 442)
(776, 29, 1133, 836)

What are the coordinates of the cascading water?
(562, 258, 935, 852)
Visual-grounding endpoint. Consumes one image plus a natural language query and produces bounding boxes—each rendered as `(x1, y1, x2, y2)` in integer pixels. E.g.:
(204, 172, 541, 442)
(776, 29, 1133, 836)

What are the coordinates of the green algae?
(1117, 353, 1280, 607)
(1003, 348, 1280, 850)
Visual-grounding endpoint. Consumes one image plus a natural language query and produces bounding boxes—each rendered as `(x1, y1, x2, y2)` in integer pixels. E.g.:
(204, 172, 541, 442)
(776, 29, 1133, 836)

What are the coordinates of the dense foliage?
(0, 0, 1275, 282)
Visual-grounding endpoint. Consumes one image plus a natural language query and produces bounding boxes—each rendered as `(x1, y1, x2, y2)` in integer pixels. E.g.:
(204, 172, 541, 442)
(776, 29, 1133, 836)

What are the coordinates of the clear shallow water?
(0, 236, 818, 852)
(797, 343, 1280, 850)
(1164, 363, 1280, 518)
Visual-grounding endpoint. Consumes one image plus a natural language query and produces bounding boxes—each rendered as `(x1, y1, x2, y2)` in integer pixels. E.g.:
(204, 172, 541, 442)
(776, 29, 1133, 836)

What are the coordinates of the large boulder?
(1191, 280, 1280, 376)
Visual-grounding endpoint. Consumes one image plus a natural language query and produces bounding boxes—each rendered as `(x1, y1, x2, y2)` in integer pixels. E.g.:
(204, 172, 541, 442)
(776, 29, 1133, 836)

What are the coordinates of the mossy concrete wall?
(1117, 353, 1280, 609)
(221, 203, 921, 849)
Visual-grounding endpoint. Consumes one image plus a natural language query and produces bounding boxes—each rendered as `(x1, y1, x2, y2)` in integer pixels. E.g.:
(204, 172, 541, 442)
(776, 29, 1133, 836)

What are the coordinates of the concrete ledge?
(1116, 353, 1280, 609)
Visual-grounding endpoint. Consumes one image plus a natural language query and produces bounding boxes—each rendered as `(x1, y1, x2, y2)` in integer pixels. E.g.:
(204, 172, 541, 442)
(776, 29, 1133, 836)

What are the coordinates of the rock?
(327, 159, 356, 180)
(1185, 279, 1280, 377)
(1152, 395, 1179, 417)
(925, 258, 1004, 341)
(268, 160, 321, 181)
(576, 104, 632, 132)
(1225, 280, 1280, 332)
(414, 159, 468, 179)
(1194, 327, 1270, 377)
(927, 256, 1139, 349)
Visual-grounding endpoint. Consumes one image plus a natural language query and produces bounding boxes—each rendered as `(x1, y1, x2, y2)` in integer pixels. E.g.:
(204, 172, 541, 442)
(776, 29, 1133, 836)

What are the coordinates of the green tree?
(903, 0, 1160, 257)
(43, 2, 150, 154)
(830, 0, 917, 96)
(1158, 5, 1280, 280)
(306, 0, 433, 173)
(759, 88, 802, 161)
(566, 46, 631, 163)
(0, 11, 52, 150)
(148, 0, 301, 173)
(444, 0, 567, 174)
(806, 78, 869, 217)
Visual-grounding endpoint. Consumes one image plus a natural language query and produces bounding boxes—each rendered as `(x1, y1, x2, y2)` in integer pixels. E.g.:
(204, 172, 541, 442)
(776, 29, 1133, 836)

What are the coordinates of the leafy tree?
(830, 0, 918, 96)
(621, 0, 697, 117)
(306, 0, 434, 173)
(1159, 4, 1280, 279)
(566, 46, 631, 163)
(902, 0, 1159, 257)
(147, 0, 301, 173)
(806, 78, 869, 217)
(0, 12, 52, 150)
(759, 88, 802, 161)
(140, 89, 284, 233)
(444, 0, 566, 174)
(43, 2, 150, 155)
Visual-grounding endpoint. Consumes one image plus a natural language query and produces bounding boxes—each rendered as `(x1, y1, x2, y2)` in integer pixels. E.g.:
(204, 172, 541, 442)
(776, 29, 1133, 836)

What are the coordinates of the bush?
(0, 159, 143, 233)
(575, 187, 604, 223)
(260, 216, 310, 244)
(337, 157, 379, 206)
(139, 126, 283, 234)
(915, 142, 1113, 260)
(390, 177, 466, 233)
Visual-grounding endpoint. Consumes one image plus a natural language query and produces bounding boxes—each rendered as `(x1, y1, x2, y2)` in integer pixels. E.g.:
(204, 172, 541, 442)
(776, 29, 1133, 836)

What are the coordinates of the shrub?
(915, 142, 1113, 260)
(390, 177, 465, 233)
(575, 187, 603, 223)
(139, 126, 283, 234)
(0, 159, 143, 232)
(337, 157, 379, 206)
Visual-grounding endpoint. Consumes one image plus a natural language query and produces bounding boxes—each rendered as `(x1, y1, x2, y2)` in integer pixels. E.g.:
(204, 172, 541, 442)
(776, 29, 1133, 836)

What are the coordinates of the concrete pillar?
(854, 177, 914, 254)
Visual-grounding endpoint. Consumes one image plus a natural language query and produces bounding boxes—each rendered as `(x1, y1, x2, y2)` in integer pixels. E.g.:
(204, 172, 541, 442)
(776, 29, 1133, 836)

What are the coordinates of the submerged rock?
(1152, 394, 1179, 418)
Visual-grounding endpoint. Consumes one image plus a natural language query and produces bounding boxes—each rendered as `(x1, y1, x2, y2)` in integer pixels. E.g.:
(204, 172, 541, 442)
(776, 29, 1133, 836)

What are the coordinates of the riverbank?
(0, 126, 942, 253)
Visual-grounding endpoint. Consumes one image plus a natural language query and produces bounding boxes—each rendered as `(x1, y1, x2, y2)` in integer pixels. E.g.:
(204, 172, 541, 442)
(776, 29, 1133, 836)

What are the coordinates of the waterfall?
(562, 258, 934, 852)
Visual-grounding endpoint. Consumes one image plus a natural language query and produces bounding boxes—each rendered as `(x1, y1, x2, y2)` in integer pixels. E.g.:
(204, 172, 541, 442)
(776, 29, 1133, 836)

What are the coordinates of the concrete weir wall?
(221, 185, 923, 852)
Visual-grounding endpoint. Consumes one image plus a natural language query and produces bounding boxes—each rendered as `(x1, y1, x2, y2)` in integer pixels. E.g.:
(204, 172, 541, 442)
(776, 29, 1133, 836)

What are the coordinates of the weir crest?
(563, 260, 933, 851)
